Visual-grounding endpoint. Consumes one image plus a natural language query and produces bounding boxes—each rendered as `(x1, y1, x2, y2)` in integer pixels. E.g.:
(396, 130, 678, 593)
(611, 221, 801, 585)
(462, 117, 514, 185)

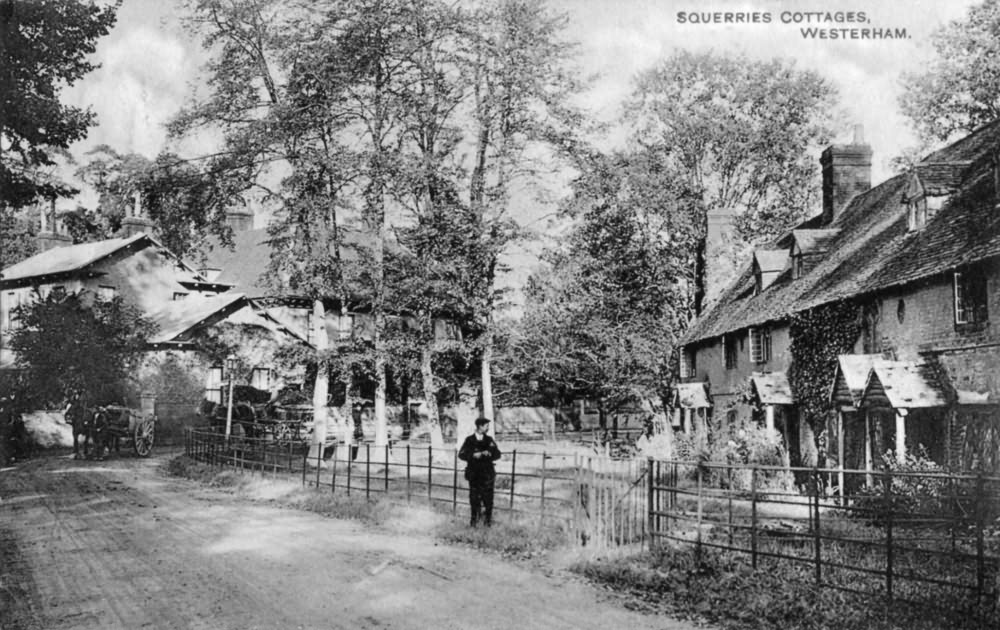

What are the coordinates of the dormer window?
(908, 196, 928, 230)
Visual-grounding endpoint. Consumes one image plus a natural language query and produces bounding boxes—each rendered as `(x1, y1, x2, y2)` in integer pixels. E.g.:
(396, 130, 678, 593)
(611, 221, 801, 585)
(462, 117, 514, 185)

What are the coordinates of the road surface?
(0, 452, 693, 630)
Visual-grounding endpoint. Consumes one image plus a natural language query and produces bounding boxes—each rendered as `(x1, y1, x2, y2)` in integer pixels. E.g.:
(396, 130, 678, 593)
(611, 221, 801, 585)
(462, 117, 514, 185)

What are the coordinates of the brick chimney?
(35, 199, 71, 252)
(120, 191, 155, 238)
(821, 125, 872, 225)
(225, 208, 254, 233)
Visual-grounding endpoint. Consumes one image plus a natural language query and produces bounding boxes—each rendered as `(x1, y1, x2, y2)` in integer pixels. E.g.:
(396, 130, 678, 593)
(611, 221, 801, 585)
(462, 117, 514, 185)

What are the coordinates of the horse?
(63, 397, 109, 459)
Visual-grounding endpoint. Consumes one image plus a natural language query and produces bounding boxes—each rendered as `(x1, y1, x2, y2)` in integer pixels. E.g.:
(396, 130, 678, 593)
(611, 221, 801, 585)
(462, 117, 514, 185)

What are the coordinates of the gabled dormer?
(903, 162, 967, 232)
(752, 249, 788, 294)
(789, 229, 840, 279)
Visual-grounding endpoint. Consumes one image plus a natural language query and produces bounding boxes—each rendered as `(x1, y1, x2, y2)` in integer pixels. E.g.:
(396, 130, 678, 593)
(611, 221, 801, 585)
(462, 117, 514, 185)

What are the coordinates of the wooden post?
(765, 405, 775, 431)
(895, 410, 907, 459)
(837, 410, 845, 504)
(865, 411, 873, 488)
(727, 465, 734, 546)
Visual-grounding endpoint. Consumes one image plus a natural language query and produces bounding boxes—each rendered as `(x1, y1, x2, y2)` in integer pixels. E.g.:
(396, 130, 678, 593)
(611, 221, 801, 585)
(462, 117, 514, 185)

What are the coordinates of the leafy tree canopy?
(626, 50, 839, 245)
(0, 0, 119, 210)
(8, 291, 156, 408)
(900, 0, 1000, 143)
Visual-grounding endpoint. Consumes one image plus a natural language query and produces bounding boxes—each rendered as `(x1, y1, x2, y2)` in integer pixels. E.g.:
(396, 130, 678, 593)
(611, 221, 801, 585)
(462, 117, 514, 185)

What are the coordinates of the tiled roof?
(911, 162, 970, 198)
(673, 382, 712, 408)
(861, 362, 949, 409)
(683, 121, 1000, 346)
(1, 234, 148, 283)
(830, 354, 888, 407)
(751, 371, 794, 404)
(792, 229, 840, 255)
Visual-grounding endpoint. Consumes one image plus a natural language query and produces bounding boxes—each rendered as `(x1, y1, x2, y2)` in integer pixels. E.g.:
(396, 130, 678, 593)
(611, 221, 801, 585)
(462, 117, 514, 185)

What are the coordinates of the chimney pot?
(853, 124, 865, 144)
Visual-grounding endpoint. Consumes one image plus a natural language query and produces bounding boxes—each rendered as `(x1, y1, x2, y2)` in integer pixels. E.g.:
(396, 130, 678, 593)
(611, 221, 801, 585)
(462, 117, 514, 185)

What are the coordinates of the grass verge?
(572, 546, 997, 630)
(166, 455, 564, 559)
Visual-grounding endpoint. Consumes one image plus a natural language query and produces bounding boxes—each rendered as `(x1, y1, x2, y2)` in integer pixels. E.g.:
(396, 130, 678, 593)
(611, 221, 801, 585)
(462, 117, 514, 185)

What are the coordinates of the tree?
(626, 50, 838, 310)
(462, 0, 585, 431)
(0, 0, 119, 210)
(499, 150, 696, 430)
(900, 0, 1000, 143)
(8, 291, 156, 409)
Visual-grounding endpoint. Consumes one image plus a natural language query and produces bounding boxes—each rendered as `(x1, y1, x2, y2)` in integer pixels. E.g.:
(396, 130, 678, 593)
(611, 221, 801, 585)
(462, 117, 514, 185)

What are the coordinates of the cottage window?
(680, 348, 696, 378)
(251, 367, 271, 391)
(173, 292, 188, 301)
(954, 269, 988, 325)
(724, 335, 738, 369)
(97, 285, 117, 301)
(749, 327, 771, 364)
(204, 366, 223, 404)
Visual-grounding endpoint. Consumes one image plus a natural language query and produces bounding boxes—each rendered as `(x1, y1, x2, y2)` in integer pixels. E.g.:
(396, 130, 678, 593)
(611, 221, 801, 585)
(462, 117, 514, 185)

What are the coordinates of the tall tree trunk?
(420, 342, 445, 456)
(480, 324, 494, 434)
(310, 299, 329, 463)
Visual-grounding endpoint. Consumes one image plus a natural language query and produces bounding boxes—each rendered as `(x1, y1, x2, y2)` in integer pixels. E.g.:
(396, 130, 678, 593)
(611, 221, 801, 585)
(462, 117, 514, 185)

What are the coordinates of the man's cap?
(474, 416, 490, 426)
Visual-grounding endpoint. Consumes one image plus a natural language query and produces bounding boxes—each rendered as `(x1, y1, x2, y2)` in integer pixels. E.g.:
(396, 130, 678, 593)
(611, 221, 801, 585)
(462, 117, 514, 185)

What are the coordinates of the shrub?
(851, 447, 954, 526)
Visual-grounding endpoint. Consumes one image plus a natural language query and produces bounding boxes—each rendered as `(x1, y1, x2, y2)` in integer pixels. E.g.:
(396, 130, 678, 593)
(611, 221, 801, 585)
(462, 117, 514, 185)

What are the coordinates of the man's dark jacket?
(458, 433, 501, 482)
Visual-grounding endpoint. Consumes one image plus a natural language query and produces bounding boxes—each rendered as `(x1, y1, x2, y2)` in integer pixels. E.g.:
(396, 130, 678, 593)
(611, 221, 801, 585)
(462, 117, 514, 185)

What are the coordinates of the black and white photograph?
(2, 1, 999, 628)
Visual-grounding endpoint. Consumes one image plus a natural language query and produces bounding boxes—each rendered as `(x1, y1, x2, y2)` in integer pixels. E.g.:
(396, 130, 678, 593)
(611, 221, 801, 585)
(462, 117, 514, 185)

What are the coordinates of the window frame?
(724, 335, 738, 370)
(954, 269, 989, 327)
(748, 327, 772, 364)
(97, 285, 117, 301)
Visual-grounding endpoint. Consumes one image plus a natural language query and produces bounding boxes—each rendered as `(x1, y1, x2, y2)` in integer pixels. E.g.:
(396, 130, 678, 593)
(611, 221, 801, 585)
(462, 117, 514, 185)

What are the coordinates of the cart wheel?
(133, 418, 155, 457)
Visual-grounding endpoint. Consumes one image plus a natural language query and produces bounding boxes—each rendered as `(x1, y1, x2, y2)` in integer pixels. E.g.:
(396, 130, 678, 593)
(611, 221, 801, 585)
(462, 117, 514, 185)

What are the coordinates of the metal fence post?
(301, 445, 308, 486)
(427, 444, 433, 504)
(727, 465, 734, 546)
(976, 473, 986, 602)
(331, 444, 337, 493)
(365, 443, 371, 499)
(696, 465, 703, 560)
(346, 446, 352, 496)
(509, 449, 517, 509)
(540, 452, 548, 530)
(884, 471, 894, 605)
(406, 444, 411, 504)
(751, 466, 758, 570)
(813, 467, 822, 585)
(384, 444, 390, 495)
(647, 458, 655, 550)
(452, 449, 458, 514)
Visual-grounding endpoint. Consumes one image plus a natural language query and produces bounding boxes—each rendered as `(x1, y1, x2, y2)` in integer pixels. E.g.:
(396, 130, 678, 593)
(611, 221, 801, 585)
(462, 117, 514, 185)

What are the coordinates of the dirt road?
(0, 453, 693, 630)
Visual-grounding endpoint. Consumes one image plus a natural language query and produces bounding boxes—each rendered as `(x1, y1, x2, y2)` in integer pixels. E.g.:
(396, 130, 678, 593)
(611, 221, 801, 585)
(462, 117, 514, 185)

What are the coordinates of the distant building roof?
(1, 234, 148, 285)
(146, 293, 249, 345)
(754, 249, 788, 273)
(683, 119, 1000, 346)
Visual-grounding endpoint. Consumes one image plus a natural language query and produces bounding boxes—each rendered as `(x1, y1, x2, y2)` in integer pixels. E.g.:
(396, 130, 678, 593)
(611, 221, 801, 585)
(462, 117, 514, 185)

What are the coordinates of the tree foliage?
(0, 0, 118, 210)
(626, 50, 838, 307)
(900, 0, 1000, 143)
(498, 150, 696, 412)
(8, 291, 156, 408)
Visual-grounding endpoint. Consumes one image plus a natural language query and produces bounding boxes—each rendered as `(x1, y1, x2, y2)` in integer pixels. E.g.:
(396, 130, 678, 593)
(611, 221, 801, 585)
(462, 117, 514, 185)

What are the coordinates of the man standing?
(458, 416, 502, 527)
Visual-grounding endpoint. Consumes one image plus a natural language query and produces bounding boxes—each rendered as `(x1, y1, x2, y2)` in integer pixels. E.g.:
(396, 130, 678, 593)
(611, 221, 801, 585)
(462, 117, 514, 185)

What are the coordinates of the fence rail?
(183, 429, 999, 619)
(647, 459, 1000, 617)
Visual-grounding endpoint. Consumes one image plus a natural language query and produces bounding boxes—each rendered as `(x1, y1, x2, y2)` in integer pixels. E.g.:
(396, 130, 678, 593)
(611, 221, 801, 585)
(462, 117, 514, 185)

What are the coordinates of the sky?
(57, 0, 980, 289)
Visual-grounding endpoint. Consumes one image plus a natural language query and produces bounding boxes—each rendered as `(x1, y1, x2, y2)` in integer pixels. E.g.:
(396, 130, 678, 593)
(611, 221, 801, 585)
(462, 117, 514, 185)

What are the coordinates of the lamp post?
(224, 354, 237, 440)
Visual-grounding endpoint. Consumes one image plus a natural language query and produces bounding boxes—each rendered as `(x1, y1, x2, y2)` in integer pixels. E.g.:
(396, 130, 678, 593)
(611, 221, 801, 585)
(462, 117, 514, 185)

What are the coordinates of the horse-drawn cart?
(92, 405, 156, 457)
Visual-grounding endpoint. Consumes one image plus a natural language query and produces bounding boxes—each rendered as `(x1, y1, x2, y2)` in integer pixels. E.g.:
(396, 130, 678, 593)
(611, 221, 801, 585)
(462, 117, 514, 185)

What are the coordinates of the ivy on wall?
(789, 300, 861, 430)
